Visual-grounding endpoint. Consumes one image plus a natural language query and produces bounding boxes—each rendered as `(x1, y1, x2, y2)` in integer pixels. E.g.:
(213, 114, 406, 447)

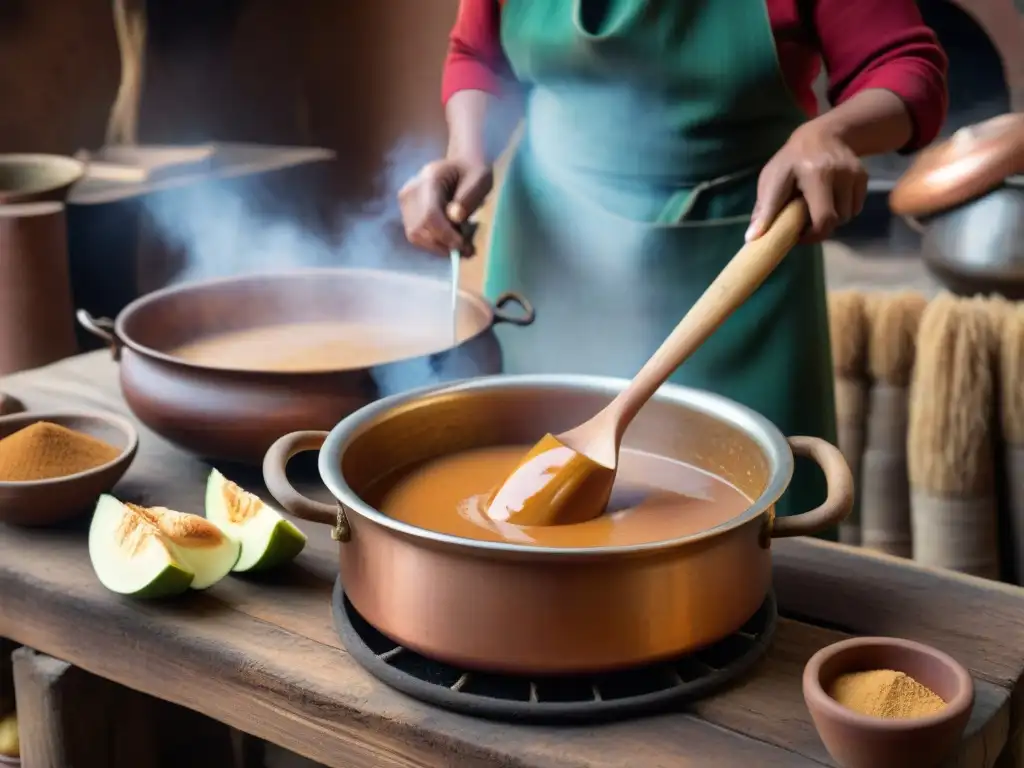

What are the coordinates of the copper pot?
(76, 269, 534, 464)
(263, 375, 853, 674)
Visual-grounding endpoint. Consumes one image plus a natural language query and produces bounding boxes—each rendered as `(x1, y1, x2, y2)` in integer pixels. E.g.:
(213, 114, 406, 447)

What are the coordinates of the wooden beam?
(12, 647, 239, 768)
(12, 646, 157, 768)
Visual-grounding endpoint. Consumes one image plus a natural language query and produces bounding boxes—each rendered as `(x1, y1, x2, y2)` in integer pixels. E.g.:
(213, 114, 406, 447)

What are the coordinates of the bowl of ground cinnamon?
(803, 636, 974, 768)
(0, 411, 138, 527)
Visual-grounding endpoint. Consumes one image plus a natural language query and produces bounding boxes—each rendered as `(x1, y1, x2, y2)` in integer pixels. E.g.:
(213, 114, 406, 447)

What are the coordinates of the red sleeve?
(442, 0, 509, 104)
(809, 0, 948, 151)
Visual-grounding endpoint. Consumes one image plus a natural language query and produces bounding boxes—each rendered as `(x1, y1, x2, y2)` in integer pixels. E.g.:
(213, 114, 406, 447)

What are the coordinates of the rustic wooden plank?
(180, 503, 1024, 768)
(214, 560, 1012, 768)
(69, 144, 336, 206)
(3, 351, 1023, 767)
(0, 518, 1008, 768)
(10, 646, 237, 768)
(773, 538, 1024, 692)
(0, 528, 821, 768)
(12, 646, 159, 768)
(956, 682, 1013, 768)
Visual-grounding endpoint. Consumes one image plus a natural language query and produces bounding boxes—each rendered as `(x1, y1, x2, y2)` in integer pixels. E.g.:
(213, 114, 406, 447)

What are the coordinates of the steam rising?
(141, 137, 445, 287)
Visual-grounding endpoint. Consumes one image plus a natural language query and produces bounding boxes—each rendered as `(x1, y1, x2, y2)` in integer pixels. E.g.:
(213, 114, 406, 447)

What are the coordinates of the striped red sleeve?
(808, 0, 948, 151)
(441, 0, 508, 104)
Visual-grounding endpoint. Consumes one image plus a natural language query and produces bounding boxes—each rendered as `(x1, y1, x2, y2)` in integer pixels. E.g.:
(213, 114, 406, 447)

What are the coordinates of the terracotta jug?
(0, 201, 79, 374)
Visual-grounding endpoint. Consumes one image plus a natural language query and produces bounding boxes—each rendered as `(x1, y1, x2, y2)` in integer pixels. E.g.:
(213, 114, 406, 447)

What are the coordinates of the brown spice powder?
(829, 669, 946, 719)
(0, 421, 121, 482)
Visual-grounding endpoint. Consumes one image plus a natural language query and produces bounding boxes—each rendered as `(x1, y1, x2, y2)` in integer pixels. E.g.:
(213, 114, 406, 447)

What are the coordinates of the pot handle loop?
(263, 431, 345, 536)
(771, 436, 854, 538)
(492, 292, 536, 327)
(76, 309, 123, 361)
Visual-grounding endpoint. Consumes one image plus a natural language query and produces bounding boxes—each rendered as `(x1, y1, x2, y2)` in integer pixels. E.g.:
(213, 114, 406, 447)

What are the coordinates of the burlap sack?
(909, 294, 1000, 579)
(911, 492, 1001, 579)
(860, 292, 927, 557)
(828, 290, 869, 547)
(861, 384, 911, 556)
(834, 378, 866, 546)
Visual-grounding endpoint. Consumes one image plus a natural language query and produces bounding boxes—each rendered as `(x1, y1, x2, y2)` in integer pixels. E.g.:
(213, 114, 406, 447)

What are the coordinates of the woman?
(399, 0, 947, 527)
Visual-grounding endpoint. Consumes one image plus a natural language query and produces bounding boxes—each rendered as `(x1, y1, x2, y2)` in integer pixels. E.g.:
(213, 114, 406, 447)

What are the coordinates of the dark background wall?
(1, 0, 1021, 301)
(0, 0, 459, 206)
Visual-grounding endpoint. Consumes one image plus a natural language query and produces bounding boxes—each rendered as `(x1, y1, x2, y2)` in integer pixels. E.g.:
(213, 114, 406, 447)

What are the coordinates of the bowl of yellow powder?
(803, 636, 974, 768)
(0, 411, 138, 527)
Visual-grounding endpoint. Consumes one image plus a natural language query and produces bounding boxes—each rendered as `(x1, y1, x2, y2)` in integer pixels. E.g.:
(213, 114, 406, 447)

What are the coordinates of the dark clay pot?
(78, 268, 534, 464)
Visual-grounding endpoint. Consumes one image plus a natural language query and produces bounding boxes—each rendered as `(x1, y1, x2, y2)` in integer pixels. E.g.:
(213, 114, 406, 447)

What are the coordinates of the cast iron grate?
(332, 578, 777, 724)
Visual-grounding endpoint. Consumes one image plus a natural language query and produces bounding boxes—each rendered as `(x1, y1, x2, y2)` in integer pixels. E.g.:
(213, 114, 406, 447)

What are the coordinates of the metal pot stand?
(332, 577, 778, 724)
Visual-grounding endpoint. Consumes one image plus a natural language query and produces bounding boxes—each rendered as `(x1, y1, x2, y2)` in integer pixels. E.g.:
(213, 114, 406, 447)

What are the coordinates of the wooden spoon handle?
(610, 199, 808, 430)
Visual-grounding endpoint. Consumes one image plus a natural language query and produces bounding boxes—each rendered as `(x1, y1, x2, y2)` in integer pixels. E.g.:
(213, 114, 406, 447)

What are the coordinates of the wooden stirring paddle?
(486, 199, 809, 527)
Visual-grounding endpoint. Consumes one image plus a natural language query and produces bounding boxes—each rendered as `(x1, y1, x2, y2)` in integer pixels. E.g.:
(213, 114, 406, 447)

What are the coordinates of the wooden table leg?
(12, 647, 241, 768)
(13, 646, 159, 768)
(993, 725, 1024, 767)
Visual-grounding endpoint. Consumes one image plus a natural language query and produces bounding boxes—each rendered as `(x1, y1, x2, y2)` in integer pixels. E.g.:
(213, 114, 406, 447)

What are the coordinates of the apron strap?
(657, 166, 760, 225)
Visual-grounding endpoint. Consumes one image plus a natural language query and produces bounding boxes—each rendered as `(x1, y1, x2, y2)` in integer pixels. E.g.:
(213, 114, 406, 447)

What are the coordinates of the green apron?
(483, 0, 837, 532)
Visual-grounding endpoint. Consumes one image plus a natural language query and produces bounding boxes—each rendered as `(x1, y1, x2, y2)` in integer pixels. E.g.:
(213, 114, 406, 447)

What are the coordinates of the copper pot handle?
(76, 309, 124, 361)
(263, 431, 345, 534)
(771, 436, 854, 538)
(492, 292, 536, 327)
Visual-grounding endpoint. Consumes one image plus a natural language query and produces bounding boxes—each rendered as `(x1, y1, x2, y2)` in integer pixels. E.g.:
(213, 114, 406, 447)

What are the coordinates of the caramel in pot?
(369, 445, 751, 548)
(170, 321, 464, 373)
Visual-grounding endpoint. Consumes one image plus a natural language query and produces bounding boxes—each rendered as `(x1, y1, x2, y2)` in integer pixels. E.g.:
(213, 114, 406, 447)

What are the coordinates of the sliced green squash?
(88, 494, 194, 598)
(205, 469, 307, 573)
(134, 503, 241, 589)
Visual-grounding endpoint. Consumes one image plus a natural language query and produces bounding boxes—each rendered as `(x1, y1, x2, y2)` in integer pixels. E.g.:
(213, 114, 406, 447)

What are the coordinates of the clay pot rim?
(0, 410, 139, 488)
(0, 153, 85, 200)
(317, 374, 798, 557)
(803, 636, 975, 732)
(92, 267, 521, 377)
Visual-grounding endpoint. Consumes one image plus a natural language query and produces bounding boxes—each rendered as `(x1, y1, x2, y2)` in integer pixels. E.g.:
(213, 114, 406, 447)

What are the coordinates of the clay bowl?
(0, 154, 85, 204)
(0, 411, 138, 527)
(803, 637, 974, 768)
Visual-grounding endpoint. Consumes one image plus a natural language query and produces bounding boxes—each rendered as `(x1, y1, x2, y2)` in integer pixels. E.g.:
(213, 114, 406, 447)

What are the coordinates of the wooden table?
(2, 351, 1024, 768)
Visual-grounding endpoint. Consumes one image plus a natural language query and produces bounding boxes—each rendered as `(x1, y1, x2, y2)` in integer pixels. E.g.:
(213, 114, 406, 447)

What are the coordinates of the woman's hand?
(398, 157, 493, 256)
(747, 123, 868, 244)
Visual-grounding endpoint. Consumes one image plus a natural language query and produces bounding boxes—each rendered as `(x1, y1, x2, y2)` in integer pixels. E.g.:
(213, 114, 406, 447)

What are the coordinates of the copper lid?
(889, 113, 1024, 217)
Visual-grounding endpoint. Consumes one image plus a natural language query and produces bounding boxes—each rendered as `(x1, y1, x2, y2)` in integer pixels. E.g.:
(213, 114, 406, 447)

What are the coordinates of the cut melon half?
(88, 494, 194, 598)
(133, 503, 242, 589)
(205, 469, 307, 572)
